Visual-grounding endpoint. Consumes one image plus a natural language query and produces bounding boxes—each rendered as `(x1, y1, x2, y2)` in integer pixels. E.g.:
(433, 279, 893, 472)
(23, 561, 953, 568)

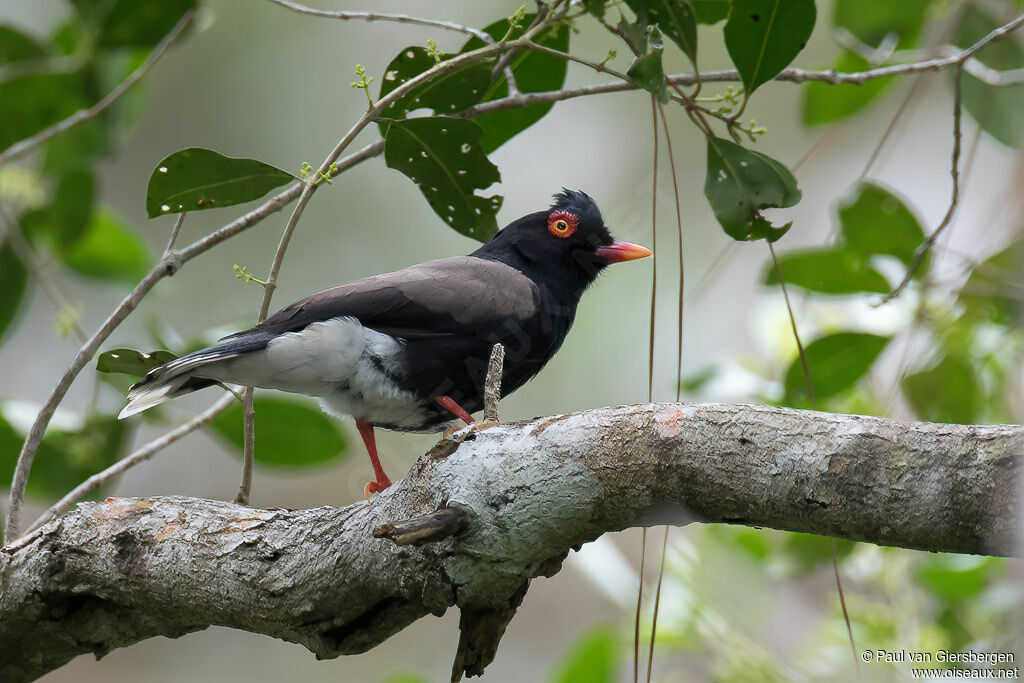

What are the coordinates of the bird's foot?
(443, 419, 500, 442)
(363, 476, 392, 503)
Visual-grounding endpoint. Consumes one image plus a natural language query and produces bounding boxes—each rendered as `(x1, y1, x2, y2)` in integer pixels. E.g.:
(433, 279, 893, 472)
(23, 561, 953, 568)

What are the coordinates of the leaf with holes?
(208, 396, 348, 467)
(627, 26, 671, 104)
(704, 136, 801, 242)
(625, 0, 698, 65)
(724, 0, 816, 96)
(145, 148, 295, 218)
(377, 46, 493, 136)
(384, 117, 501, 241)
(763, 247, 890, 295)
(954, 6, 1024, 148)
(461, 16, 570, 153)
(784, 332, 890, 404)
(97, 348, 177, 378)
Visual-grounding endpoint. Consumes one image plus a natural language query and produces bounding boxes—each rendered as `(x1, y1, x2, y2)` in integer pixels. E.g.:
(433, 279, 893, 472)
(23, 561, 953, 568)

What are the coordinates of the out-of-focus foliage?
(208, 396, 349, 467)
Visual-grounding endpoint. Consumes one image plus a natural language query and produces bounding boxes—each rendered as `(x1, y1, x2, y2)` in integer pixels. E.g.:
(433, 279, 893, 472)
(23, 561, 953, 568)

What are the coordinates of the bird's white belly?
(206, 316, 433, 428)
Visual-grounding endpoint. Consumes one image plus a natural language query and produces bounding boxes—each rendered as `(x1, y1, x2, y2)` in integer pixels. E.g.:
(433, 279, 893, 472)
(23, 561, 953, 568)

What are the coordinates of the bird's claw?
(363, 479, 391, 503)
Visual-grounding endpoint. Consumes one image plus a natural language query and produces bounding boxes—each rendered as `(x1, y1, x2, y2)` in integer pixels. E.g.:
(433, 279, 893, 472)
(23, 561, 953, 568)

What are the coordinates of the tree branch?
(2, 403, 1019, 682)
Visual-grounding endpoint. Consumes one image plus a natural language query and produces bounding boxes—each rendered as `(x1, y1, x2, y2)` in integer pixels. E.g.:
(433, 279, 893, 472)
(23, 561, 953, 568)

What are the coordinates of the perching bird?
(119, 190, 650, 499)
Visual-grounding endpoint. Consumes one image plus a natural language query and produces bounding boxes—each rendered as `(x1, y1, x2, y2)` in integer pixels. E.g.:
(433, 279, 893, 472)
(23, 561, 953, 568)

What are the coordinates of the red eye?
(547, 210, 579, 238)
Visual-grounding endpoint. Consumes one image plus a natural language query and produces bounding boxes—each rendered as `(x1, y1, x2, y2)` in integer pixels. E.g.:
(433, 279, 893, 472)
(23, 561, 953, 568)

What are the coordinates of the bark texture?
(1, 402, 1021, 682)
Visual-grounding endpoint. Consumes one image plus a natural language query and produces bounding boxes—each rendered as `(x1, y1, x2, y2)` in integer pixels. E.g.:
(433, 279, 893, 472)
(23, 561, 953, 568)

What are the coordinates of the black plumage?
(120, 190, 650, 496)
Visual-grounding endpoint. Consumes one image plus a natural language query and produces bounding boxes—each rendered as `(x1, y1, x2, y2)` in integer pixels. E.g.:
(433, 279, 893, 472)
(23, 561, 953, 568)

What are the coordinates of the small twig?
(24, 393, 235, 534)
(0, 9, 196, 166)
(235, 388, 256, 505)
(266, 0, 494, 43)
(483, 343, 505, 423)
(165, 213, 186, 252)
(645, 526, 669, 683)
(879, 65, 964, 304)
(373, 507, 468, 546)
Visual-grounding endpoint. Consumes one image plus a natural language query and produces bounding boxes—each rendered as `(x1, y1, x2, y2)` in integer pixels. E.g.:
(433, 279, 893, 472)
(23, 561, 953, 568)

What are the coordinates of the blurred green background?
(1, 0, 1023, 681)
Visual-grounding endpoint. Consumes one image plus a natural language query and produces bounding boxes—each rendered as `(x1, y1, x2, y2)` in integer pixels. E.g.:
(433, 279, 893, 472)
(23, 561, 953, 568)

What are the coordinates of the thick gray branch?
(2, 403, 1020, 682)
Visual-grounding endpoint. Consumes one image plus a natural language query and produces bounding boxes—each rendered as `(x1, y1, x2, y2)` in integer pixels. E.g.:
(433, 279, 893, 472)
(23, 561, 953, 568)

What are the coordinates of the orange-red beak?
(594, 241, 653, 263)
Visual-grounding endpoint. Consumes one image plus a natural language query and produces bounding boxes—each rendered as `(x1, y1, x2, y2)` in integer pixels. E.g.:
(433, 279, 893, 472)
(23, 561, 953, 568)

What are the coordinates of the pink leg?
(435, 395, 476, 425)
(356, 419, 392, 501)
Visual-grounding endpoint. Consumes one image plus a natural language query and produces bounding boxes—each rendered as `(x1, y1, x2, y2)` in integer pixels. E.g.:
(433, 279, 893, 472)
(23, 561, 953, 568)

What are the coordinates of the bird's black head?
(472, 189, 651, 298)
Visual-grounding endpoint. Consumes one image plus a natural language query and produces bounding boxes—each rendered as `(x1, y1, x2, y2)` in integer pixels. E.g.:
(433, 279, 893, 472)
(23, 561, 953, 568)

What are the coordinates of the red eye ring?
(547, 210, 579, 238)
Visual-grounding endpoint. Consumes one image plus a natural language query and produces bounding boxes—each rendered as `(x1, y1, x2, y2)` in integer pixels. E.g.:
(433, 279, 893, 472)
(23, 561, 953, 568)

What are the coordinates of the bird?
(118, 190, 651, 500)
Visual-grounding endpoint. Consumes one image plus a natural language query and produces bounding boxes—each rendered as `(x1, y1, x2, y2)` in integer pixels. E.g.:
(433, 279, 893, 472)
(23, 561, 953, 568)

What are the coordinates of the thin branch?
(0, 9, 196, 166)
(235, 388, 256, 505)
(24, 393, 235, 534)
(266, 0, 494, 43)
(879, 65, 964, 304)
(646, 526, 669, 683)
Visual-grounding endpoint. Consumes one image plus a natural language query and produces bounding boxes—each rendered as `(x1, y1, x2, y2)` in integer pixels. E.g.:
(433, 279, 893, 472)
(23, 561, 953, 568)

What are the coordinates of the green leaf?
(704, 136, 801, 242)
(377, 47, 493, 135)
(780, 532, 855, 576)
(97, 348, 177, 378)
(784, 332, 890, 403)
(958, 237, 1024, 327)
(802, 51, 894, 125)
(0, 406, 128, 501)
(384, 117, 502, 241)
(626, 27, 671, 104)
(95, 0, 196, 49)
(0, 25, 47, 65)
(833, 0, 932, 49)
(549, 625, 619, 683)
(917, 555, 1003, 604)
(691, 0, 730, 25)
(50, 169, 96, 248)
(461, 17, 570, 153)
(59, 208, 149, 281)
(208, 396, 348, 467)
(0, 240, 29, 341)
(0, 72, 88, 152)
(145, 148, 295, 218)
(625, 0, 698, 65)
(953, 6, 1024, 148)
(903, 354, 978, 424)
(838, 182, 926, 268)
(724, 0, 816, 96)
(763, 247, 890, 295)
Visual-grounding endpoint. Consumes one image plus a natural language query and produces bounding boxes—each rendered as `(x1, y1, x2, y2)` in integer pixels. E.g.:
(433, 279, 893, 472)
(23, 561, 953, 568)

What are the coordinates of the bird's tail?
(117, 345, 242, 419)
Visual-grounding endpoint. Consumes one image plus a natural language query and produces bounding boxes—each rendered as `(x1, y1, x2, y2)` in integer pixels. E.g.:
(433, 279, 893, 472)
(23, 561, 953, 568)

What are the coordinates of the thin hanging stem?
(646, 527, 670, 683)
(634, 527, 647, 683)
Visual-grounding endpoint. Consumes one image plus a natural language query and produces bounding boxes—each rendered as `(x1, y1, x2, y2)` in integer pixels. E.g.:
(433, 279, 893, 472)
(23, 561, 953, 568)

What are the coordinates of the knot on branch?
(372, 506, 468, 546)
(160, 249, 183, 276)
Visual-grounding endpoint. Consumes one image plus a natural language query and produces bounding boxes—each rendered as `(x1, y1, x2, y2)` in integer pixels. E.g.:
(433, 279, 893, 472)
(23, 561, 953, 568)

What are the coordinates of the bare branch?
(879, 65, 965, 304)
(266, 0, 494, 43)
(0, 9, 196, 166)
(2, 403, 1020, 682)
